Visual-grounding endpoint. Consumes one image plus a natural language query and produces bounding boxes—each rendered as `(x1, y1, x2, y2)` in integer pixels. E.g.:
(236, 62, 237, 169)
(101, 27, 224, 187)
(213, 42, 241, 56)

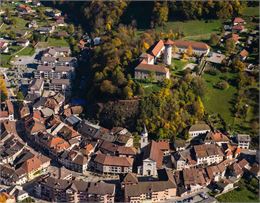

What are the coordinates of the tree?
(32, 32, 41, 43)
(10, 18, 17, 26)
(173, 45, 179, 54)
(0, 77, 8, 102)
(192, 96, 205, 118)
(136, 84, 145, 96)
(7, 30, 16, 40)
(182, 53, 188, 60)
(232, 59, 246, 72)
(216, 81, 229, 90)
(209, 33, 220, 46)
(38, 8, 45, 20)
(16, 91, 24, 101)
(100, 80, 117, 94)
(67, 24, 75, 34)
(225, 38, 236, 54)
(186, 45, 193, 56)
(192, 77, 207, 97)
(153, 1, 169, 26)
(5, 7, 10, 18)
(122, 86, 133, 99)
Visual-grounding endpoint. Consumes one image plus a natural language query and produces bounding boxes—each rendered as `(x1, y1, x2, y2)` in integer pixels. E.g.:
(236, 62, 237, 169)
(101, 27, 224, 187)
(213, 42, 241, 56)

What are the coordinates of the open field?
(242, 6, 259, 17)
(0, 54, 12, 67)
(202, 72, 237, 125)
(139, 82, 161, 95)
(47, 37, 69, 47)
(156, 20, 222, 41)
(216, 178, 259, 202)
(17, 46, 35, 56)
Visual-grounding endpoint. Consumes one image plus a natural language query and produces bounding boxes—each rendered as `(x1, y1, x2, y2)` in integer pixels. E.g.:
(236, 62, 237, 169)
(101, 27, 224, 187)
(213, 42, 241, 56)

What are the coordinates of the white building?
(194, 144, 224, 166)
(237, 134, 251, 149)
(140, 125, 149, 149)
(188, 123, 211, 138)
(164, 39, 173, 65)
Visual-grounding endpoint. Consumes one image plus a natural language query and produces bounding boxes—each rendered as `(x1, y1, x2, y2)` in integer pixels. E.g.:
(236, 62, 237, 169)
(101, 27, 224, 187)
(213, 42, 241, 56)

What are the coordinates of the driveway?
(11, 48, 44, 67)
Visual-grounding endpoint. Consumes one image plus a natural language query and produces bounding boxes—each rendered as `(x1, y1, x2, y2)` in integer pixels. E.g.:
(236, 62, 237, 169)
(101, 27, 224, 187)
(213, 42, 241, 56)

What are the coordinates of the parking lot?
(11, 48, 44, 67)
(168, 191, 218, 203)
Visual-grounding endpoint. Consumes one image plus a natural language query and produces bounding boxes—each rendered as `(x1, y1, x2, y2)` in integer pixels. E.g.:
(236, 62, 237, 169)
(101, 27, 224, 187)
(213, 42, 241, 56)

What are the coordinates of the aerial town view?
(0, 0, 259, 202)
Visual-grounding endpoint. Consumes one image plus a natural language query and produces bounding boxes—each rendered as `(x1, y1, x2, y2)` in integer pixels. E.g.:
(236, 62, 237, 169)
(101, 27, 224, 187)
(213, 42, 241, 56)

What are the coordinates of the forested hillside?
(44, 0, 259, 140)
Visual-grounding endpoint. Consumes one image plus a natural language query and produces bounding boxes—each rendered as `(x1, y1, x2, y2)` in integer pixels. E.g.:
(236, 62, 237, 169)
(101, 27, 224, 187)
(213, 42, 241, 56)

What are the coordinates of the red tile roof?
(240, 49, 249, 57)
(143, 140, 164, 168)
(230, 33, 240, 42)
(234, 17, 245, 24)
(5, 100, 14, 114)
(233, 25, 245, 31)
(164, 39, 174, 45)
(94, 154, 133, 167)
(0, 111, 8, 118)
(150, 40, 164, 57)
(173, 40, 209, 51)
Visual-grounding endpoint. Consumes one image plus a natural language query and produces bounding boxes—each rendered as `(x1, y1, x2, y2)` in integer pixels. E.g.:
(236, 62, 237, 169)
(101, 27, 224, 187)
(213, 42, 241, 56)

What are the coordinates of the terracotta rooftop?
(234, 17, 245, 23)
(94, 153, 133, 167)
(173, 40, 209, 51)
(194, 144, 224, 158)
(164, 39, 174, 45)
(205, 132, 229, 142)
(233, 25, 245, 30)
(143, 140, 164, 168)
(240, 49, 249, 57)
(150, 40, 164, 57)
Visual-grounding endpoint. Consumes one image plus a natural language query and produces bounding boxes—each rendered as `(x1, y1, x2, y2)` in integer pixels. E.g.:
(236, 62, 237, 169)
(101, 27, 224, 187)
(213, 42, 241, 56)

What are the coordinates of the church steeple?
(140, 124, 149, 149)
(141, 124, 148, 138)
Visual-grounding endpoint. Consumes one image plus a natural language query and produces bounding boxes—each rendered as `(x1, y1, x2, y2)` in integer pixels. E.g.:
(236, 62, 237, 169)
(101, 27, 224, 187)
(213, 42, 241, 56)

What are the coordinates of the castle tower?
(164, 39, 174, 66)
(140, 124, 149, 149)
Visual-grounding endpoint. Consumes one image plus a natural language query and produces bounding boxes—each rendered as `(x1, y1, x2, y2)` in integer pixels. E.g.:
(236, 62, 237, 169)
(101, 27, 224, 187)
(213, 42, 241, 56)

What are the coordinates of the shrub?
(205, 68, 220, 76)
(215, 81, 229, 90)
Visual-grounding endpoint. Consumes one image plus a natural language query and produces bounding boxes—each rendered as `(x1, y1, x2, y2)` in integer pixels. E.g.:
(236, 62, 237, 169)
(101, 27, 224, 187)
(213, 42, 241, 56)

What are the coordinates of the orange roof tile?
(150, 40, 164, 57)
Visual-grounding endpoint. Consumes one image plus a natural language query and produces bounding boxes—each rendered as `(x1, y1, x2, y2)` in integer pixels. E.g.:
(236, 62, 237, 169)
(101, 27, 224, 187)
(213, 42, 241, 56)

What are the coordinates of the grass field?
(202, 72, 237, 125)
(47, 37, 69, 47)
(216, 178, 259, 202)
(140, 82, 161, 95)
(0, 54, 12, 67)
(156, 20, 222, 41)
(17, 46, 35, 56)
(217, 187, 259, 202)
(242, 6, 260, 17)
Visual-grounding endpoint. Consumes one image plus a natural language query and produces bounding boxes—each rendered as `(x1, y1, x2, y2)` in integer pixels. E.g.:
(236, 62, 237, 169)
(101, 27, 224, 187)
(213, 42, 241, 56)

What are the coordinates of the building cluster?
(24, 47, 76, 101)
(134, 39, 210, 81)
(0, 120, 51, 187)
(223, 17, 259, 71)
(0, 3, 259, 202)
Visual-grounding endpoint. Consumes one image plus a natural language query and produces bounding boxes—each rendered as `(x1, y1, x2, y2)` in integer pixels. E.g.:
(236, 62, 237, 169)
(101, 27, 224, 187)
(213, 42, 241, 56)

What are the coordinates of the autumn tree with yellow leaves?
(0, 76, 8, 102)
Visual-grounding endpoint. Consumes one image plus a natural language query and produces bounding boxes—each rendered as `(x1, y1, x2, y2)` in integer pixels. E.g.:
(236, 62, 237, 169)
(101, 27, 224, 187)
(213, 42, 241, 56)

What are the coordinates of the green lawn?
(139, 82, 161, 95)
(217, 187, 259, 202)
(156, 20, 222, 41)
(17, 46, 35, 56)
(242, 6, 259, 17)
(172, 59, 188, 70)
(0, 54, 12, 67)
(216, 178, 259, 202)
(47, 37, 69, 47)
(202, 72, 237, 125)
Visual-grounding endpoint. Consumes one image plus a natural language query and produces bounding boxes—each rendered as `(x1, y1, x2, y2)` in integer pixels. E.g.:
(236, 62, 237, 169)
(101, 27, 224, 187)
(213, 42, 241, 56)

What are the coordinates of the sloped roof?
(142, 141, 163, 168)
(150, 40, 164, 56)
(94, 153, 133, 167)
